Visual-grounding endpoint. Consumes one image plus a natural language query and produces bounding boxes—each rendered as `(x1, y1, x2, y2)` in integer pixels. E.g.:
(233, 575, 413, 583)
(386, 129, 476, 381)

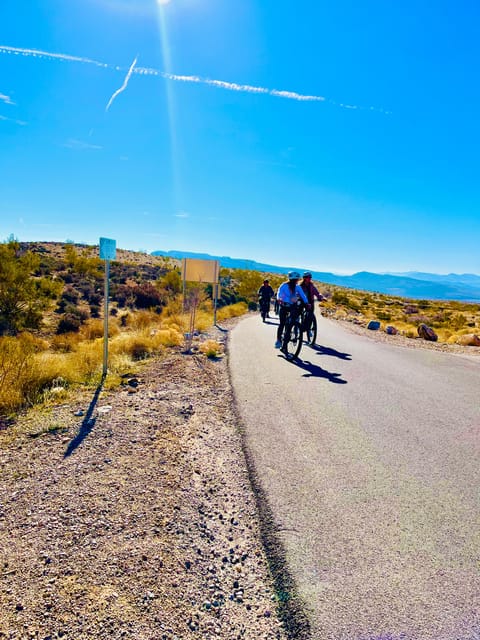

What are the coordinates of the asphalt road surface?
(229, 311, 480, 640)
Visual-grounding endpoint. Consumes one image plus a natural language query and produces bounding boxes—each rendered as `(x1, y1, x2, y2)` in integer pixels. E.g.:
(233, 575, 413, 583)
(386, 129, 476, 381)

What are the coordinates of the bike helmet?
(288, 271, 300, 280)
(303, 271, 312, 278)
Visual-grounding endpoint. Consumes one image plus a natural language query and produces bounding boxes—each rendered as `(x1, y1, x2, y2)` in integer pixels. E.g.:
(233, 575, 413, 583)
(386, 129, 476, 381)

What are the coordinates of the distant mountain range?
(152, 250, 480, 302)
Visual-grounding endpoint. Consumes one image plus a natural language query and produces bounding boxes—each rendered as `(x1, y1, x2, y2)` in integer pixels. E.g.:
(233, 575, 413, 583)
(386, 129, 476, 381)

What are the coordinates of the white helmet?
(288, 271, 300, 280)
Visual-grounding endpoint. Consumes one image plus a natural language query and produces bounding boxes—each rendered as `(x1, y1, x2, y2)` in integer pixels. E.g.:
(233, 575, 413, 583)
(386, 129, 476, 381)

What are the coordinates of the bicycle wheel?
(305, 313, 317, 346)
(282, 318, 303, 360)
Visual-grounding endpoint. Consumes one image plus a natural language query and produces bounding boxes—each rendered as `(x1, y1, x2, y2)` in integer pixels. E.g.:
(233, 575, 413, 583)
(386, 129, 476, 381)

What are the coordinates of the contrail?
(105, 55, 138, 112)
(0, 45, 113, 69)
(0, 44, 390, 114)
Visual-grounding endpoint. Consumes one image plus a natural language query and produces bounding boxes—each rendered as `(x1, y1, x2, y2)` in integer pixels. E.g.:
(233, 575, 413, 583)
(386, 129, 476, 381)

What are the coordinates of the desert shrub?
(80, 319, 107, 341)
(0, 335, 62, 415)
(57, 314, 81, 334)
(0, 240, 53, 335)
(131, 310, 159, 331)
(163, 299, 183, 317)
(217, 302, 248, 320)
(90, 304, 101, 318)
(332, 291, 360, 312)
(119, 313, 130, 327)
(113, 284, 136, 308)
(450, 314, 467, 330)
(50, 333, 81, 352)
(153, 328, 183, 347)
(134, 283, 164, 309)
(70, 341, 103, 380)
(248, 301, 258, 311)
(199, 339, 223, 358)
(61, 285, 80, 305)
(110, 334, 152, 361)
(158, 270, 182, 297)
(404, 305, 418, 314)
(377, 311, 391, 321)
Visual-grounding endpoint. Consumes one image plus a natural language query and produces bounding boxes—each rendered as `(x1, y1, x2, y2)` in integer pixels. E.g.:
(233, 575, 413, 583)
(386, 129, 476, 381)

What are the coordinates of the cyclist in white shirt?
(275, 271, 309, 348)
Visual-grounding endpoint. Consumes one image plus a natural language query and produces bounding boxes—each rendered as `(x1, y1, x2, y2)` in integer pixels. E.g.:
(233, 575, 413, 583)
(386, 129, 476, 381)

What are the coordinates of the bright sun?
(157, 0, 171, 5)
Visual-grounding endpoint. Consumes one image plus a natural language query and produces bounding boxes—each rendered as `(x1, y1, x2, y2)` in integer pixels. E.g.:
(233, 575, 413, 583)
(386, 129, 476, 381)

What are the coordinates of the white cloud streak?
(0, 114, 27, 125)
(0, 44, 390, 114)
(63, 138, 103, 150)
(105, 55, 138, 112)
(0, 92, 15, 105)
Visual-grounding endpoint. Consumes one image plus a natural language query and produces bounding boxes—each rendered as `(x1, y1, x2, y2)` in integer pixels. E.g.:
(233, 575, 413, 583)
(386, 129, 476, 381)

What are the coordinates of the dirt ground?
(0, 322, 290, 640)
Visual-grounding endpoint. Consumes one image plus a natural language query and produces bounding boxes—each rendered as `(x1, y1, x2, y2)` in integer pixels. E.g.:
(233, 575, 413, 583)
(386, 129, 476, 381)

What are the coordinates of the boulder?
(385, 325, 398, 335)
(367, 320, 381, 331)
(456, 333, 480, 347)
(417, 324, 438, 342)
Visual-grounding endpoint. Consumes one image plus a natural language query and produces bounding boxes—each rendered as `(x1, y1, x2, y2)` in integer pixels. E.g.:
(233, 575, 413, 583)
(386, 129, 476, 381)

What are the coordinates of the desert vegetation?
(324, 285, 480, 344)
(1, 240, 479, 421)
(0, 241, 249, 421)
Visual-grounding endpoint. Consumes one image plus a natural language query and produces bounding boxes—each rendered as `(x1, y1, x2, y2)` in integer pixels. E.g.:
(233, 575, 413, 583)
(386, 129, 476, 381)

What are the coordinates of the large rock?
(367, 320, 381, 331)
(456, 333, 480, 347)
(417, 324, 438, 341)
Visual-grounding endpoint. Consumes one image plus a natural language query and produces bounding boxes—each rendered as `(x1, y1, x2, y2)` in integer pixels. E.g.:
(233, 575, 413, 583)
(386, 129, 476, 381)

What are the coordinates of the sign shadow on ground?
(64, 380, 104, 457)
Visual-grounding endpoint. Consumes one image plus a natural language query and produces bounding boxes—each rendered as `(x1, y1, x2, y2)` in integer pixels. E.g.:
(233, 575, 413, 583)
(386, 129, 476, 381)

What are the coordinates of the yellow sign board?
(181, 258, 219, 284)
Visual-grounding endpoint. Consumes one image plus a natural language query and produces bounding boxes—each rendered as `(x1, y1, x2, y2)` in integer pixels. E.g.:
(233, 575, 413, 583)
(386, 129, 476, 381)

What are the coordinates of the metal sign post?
(99, 237, 116, 377)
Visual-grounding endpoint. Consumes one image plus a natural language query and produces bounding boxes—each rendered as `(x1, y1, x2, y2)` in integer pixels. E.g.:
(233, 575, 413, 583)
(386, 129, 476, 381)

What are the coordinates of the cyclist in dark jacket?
(300, 271, 325, 333)
(258, 280, 275, 322)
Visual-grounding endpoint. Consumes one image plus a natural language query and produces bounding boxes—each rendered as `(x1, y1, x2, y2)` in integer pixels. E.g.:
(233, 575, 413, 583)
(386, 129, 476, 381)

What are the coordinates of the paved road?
(229, 312, 480, 640)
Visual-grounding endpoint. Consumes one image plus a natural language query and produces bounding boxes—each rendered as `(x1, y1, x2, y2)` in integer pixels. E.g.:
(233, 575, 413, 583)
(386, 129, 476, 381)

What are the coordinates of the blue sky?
(1, 0, 479, 274)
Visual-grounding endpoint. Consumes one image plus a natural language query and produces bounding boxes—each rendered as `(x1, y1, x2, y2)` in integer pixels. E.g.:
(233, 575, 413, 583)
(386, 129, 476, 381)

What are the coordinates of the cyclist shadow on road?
(286, 357, 348, 384)
(310, 344, 352, 360)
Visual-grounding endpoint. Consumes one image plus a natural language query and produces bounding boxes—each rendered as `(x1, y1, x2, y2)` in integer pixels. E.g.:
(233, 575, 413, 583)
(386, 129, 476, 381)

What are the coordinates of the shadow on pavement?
(310, 343, 352, 360)
(64, 377, 104, 458)
(291, 358, 348, 384)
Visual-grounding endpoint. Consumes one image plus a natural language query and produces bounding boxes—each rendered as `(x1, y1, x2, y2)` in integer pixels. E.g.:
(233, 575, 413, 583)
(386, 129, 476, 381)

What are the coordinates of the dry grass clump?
(79, 318, 119, 341)
(199, 339, 223, 359)
(217, 301, 248, 320)
(0, 299, 247, 418)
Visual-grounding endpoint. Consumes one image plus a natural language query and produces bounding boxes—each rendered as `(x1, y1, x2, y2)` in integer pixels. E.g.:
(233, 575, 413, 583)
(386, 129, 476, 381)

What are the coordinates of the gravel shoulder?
(333, 316, 480, 357)
(0, 321, 288, 640)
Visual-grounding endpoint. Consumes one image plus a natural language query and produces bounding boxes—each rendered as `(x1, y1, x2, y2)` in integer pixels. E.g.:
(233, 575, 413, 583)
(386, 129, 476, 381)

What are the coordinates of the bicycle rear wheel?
(305, 313, 317, 346)
(282, 319, 303, 360)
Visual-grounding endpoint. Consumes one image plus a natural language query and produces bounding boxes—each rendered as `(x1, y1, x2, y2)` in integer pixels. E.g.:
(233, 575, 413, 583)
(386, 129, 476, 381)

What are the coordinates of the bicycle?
(280, 301, 303, 360)
(258, 297, 271, 322)
(300, 306, 317, 346)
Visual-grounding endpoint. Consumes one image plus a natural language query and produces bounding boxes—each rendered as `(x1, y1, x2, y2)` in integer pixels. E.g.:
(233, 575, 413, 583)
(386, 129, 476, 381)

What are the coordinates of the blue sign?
(99, 237, 116, 261)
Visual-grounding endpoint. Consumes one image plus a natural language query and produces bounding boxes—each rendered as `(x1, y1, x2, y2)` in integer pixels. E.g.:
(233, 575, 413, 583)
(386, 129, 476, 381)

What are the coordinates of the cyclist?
(275, 271, 309, 348)
(257, 279, 275, 322)
(300, 271, 326, 335)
